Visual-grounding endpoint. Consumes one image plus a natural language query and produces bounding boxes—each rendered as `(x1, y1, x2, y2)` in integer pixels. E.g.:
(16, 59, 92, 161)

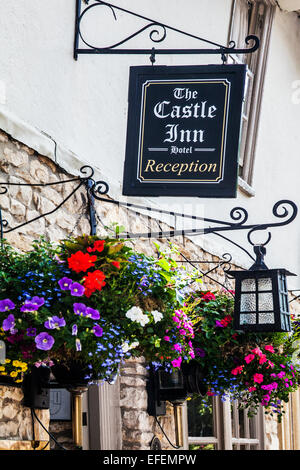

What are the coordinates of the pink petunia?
(244, 354, 255, 364)
(277, 371, 285, 378)
(265, 345, 275, 353)
(258, 354, 267, 365)
(251, 347, 263, 357)
(171, 357, 182, 368)
(253, 373, 264, 384)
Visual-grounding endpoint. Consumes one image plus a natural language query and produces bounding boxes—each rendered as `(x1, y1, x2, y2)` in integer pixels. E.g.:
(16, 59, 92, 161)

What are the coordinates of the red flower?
(68, 251, 97, 273)
(231, 365, 244, 375)
(111, 261, 121, 269)
(202, 292, 216, 302)
(83, 270, 106, 297)
(87, 240, 105, 253)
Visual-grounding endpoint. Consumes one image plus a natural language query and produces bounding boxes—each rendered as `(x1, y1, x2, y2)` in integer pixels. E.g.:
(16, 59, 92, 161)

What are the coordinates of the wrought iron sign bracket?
(0, 165, 298, 293)
(73, 0, 260, 62)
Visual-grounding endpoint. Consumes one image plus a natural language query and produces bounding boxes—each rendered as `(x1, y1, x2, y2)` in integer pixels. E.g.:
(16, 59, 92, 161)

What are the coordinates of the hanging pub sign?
(122, 64, 247, 198)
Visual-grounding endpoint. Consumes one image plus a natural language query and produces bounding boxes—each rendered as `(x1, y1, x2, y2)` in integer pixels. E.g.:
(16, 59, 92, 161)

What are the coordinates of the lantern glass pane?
(258, 278, 272, 291)
(240, 293, 256, 312)
(241, 279, 256, 292)
(240, 314, 256, 325)
(258, 292, 273, 312)
(258, 313, 275, 324)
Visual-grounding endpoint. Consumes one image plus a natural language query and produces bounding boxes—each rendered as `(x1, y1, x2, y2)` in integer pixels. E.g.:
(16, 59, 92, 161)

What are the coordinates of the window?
(228, 0, 276, 190)
(185, 395, 265, 450)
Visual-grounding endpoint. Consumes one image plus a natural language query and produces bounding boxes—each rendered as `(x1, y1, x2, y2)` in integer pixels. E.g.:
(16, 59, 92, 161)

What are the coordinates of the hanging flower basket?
(0, 236, 198, 388)
(184, 290, 300, 421)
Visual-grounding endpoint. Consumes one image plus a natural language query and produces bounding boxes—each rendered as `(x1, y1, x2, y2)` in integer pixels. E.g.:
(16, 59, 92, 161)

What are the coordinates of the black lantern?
(147, 362, 207, 416)
(228, 245, 296, 332)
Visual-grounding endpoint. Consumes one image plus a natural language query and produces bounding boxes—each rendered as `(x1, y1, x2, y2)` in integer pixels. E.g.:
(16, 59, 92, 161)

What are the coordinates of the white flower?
(121, 341, 139, 353)
(121, 342, 130, 353)
(151, 310, 164, 323)
(125, 306, 144, 322)
(125, 306, 149, 327)
(138, 315, 150, 327)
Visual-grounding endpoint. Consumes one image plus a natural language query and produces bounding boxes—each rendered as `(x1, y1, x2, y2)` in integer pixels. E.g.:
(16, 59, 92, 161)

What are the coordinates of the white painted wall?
(0, 1, 300, 290)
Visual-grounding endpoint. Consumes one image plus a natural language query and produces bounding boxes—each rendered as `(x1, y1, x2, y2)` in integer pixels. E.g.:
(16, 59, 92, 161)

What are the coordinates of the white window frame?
(184, 396, 265, 450)
(228, 0, 276, 193)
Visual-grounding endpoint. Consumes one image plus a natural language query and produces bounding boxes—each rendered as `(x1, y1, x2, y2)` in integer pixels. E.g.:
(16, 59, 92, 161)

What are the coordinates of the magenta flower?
(277, 371, 285, 378)
(92, 324, 103, 337)
(244, 354, 255, 364)
(264, 345, 275, 353)
(171, 357, 182, 368)
(70, 282, 85, 297)
(2, 314, 15, 331)
(215, 320, 224, 328)
(35, 332, 55, 351)
(258, 354, 267, 364)
(172, 343, 182, 353)
(164, 336, 170, 341)
(261, 394, 271, 405)
(58, 277, 73, 290)
(189, 349, 195, 359)
(0, 299, 15, 312)
(253, 373, 264, 384)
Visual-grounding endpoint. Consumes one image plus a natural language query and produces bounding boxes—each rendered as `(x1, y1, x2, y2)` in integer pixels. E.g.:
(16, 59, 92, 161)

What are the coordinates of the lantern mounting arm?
(0, 165, 298, 274)
(87, 172, 297, 253)
(73, 0, 260, 61)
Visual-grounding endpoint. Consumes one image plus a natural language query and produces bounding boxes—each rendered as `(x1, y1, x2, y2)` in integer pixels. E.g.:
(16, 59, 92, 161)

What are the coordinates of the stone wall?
(0, 384, 49, 449)
(0, 128, 300, 450)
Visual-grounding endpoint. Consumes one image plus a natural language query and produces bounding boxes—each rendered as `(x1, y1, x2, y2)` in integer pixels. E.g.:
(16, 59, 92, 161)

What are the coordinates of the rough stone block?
(3, 148, 28, 167)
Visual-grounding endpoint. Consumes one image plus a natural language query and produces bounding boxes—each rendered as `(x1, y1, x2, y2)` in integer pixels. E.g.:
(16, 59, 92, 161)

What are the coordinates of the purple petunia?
(72, 324, 78, 336)
(0, 299, 15, 312)
(86, 307, 100, 320)
(35, 332, 55, 351)
(70, 282, 85, 297)
(92, 324, 103, 337)
(26, 327, 37, 337)
(20, 296, 45, 312)
(58, 277, 73, 291)
(2, 314, 15, 331)
(195, 348, 206, 358)
(44, 316, 66, 330)
(73, 303, 87, 316)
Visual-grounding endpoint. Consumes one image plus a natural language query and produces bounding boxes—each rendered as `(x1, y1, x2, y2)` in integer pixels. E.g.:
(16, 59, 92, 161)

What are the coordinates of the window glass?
(187, 396, 214, 437)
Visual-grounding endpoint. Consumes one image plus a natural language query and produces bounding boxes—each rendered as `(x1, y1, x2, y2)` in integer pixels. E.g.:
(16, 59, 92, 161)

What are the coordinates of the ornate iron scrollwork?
(74, 0, 260, 60)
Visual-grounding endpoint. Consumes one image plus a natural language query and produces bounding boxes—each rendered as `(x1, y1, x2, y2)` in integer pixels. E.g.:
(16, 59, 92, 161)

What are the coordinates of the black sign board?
(122, 65, 246, 198)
